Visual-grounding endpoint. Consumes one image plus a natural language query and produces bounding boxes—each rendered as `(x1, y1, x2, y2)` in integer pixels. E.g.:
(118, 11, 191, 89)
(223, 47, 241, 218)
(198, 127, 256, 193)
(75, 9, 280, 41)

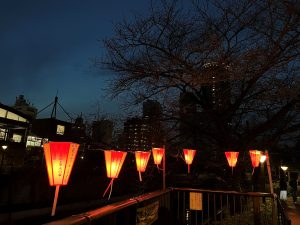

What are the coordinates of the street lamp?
(1, 145, 8, 169)
(279, 165, 290, 183)
(259, 154, 267, 192)
(260, 154, 266, 163)
(281, 166, 288, 171)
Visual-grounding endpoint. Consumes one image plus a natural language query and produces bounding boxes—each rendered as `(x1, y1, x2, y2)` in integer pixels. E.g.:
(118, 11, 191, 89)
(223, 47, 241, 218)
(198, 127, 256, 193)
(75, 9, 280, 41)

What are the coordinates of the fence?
(44, 188, 290, 225)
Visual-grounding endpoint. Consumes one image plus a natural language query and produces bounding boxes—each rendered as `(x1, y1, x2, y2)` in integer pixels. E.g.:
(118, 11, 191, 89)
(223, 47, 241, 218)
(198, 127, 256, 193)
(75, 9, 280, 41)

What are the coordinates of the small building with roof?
(0, 102, 32, 171)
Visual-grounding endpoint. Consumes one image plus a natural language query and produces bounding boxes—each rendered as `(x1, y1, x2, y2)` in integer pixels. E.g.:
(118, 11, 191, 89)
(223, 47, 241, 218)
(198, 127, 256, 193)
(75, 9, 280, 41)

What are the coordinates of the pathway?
(286, 196, 300, 225)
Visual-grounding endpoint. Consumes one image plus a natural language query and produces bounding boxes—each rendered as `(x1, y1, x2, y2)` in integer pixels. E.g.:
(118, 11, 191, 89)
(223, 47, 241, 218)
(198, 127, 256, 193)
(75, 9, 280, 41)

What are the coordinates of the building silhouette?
(91, 119, 113, 147)
(122, 100, 164, 151)
(179, 62, 231, 148)
(30, 96, 86, 143)
(12, 95, 37, 119)
(0, 102, 32, 171)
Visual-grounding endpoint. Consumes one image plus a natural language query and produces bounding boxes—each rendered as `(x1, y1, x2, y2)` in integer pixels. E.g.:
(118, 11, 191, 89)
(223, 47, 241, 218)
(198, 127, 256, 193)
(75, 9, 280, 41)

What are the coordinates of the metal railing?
(44, 189, 171, 225)
(276, 199, 291, 225)
(43, 188, 290, 225)
(172, 188, 277, 225)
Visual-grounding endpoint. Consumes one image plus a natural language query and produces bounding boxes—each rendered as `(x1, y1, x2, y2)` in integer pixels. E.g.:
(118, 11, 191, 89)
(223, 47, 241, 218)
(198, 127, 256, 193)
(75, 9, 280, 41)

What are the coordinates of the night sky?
(0, 0, 149, 121)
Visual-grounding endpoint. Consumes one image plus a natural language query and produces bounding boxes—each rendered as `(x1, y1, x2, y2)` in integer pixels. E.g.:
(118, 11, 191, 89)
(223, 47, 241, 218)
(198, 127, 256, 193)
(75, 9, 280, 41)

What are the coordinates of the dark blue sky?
(0, 0, 149, 120)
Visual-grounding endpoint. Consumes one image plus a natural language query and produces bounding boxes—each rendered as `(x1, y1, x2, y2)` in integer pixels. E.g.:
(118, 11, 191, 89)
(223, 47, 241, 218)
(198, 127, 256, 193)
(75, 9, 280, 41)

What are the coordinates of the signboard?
(190, 192, 202, 210)
(136, 201, 159, 225)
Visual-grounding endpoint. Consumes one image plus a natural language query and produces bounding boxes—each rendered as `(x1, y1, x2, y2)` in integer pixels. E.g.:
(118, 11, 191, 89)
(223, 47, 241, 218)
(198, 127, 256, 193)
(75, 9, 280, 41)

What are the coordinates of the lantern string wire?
(91, 148, 152, 155)
(181, 153, 185, 162)
(51, 185, 60, 216)
(156, 164, 165, 171)
(108, 179, 114, 200)
(103, 179, 114, 198)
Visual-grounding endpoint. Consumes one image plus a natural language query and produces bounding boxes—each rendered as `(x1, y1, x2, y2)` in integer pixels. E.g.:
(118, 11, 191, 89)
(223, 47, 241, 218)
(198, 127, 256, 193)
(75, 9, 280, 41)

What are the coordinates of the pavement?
(286, 197, 300, 225)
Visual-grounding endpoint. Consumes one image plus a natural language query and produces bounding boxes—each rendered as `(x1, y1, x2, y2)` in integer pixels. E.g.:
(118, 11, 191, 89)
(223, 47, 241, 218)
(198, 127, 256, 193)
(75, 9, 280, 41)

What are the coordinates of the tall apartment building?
(201, 62, 231, 110)
(91, 119, 113, 146)
(122, 100, 164, 151)
(179, 62, 231, 148)
(123, 117, 149, 151)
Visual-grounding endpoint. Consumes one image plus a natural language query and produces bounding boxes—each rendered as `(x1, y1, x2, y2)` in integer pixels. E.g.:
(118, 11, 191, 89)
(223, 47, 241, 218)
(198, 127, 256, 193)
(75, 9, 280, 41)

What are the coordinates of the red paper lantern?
(103, 150, 127, 199)
(135, 151, 151, 181)
(249, 150, 262, 168)
(104, 150, 127, 178)
(225, 151, 239, 173)
(152, 147, 165, 165)
(183, 149, 196, 173)
(43, 142, 79, 216)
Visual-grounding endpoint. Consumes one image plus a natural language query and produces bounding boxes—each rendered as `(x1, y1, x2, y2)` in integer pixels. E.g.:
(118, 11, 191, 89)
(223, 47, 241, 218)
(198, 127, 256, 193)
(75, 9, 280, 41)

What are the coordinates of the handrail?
(43, 189, 171, 225)
(171, 187, 275, 197)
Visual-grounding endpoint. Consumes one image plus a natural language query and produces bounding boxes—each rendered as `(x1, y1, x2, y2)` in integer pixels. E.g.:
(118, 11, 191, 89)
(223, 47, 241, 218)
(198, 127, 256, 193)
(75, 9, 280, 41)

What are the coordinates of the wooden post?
(163, 146, 166, 190)
(253, 196, 261, 225)
(265, 151, 273, 194)
(265, 150, 277, 225)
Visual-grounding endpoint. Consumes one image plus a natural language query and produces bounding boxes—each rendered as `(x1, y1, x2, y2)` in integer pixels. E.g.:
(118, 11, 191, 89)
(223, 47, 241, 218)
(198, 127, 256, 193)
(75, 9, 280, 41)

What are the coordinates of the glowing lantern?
(183, 149, 196, 173)
(135, 151, 151, 181)
(152, 147, 166, 189)
(225, 151, 239, 174)
(152, 147, 165, 165)
(249, 150, 262, 167)
(43, 142, 79, 216)
(103, 150, 127, 199)
(249, 150, 262, 174)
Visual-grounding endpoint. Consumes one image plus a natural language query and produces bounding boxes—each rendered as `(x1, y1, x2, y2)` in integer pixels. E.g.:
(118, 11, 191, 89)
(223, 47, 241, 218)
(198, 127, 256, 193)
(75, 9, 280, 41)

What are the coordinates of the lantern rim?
(249, 149, 262, 154)
(105, 150, 126, 153)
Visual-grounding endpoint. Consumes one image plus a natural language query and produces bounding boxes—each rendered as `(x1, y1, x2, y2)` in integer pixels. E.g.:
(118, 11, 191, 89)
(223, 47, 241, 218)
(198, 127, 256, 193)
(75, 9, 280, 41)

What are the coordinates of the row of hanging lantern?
(225, 150, 267, 174)
(43, 142, 267, 216)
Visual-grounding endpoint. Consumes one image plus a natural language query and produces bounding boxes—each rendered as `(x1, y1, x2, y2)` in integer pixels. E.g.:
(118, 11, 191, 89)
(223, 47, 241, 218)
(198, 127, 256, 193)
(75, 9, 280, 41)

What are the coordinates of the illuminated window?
(0, 128, 8, 140)
(0, 108, 7, 118)
(12, 134, 22, 143)
(56, 125, 65, 135)
(7, 111, 27, 122)
(26, 135, 43, 147)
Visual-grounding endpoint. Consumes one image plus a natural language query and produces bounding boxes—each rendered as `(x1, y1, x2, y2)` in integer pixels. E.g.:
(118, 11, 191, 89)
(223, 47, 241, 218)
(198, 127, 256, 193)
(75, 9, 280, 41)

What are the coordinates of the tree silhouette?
(100, 0, 300, 152)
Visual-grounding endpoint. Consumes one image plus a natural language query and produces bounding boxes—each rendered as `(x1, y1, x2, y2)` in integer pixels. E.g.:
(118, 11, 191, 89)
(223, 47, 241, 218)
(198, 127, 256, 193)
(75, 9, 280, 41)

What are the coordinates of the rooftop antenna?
(51, 91, 59, 118)
(37, 91, 73, 122)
